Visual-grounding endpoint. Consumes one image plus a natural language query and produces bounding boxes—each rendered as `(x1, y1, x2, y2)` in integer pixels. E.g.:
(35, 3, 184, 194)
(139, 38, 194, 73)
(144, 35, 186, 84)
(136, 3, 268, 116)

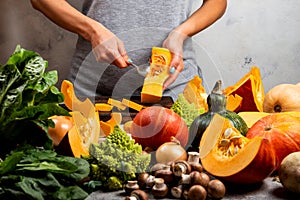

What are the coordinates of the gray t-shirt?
(69, 0, 202, 100)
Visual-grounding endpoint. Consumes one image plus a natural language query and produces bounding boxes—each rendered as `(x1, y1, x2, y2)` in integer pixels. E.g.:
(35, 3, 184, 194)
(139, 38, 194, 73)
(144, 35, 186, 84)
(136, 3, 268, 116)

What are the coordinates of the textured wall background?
(1, 0, 299, 92)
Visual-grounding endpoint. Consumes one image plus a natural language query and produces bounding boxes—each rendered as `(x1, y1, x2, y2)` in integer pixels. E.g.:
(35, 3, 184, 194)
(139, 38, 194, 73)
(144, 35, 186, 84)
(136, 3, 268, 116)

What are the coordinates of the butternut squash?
(263, 83, 300, 112)
(141, 47, 172, 103)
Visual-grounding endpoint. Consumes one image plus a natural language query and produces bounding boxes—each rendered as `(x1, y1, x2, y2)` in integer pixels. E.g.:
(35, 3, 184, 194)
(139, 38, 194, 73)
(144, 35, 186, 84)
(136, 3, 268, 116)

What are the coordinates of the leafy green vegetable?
(0, 147, 89, 200)
(85, 126, 151, 191)
(171, 93, 205, 128)
(0, 45, 69, 158)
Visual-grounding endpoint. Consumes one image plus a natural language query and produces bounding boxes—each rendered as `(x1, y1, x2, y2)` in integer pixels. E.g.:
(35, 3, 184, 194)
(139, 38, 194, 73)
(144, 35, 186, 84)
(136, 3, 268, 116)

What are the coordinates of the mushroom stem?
(171, 160, 191, 177)
(187, 152, 200, 163)
(171, 185, 184, 198)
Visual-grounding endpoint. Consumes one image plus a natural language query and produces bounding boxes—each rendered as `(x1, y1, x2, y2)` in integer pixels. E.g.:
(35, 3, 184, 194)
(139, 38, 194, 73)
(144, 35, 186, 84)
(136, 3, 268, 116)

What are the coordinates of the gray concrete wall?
(1, 0, 299, 92)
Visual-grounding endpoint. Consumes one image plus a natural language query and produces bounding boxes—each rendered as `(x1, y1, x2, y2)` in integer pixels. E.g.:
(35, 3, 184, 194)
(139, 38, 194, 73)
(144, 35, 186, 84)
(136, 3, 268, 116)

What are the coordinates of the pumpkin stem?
(208, 80, 227, 112)
(274, 105, 282, 112)
(212, 80, 223, 95)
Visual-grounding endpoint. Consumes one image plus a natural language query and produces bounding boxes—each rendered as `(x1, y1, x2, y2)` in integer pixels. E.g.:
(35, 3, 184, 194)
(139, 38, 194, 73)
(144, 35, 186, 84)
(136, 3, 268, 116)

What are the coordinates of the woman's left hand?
(162, 30, 187, 90)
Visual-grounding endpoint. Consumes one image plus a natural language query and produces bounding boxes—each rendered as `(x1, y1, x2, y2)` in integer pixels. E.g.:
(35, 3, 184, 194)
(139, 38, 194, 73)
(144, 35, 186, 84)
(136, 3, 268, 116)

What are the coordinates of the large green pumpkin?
(188, 80, 248, 151)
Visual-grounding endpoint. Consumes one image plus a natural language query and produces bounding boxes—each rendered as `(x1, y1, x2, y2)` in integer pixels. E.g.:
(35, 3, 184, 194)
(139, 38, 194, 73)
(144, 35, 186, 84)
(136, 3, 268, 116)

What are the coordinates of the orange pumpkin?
(246, 112, 300, 169)
(224, 67, 264, 112)
(200, 114, 276, 184)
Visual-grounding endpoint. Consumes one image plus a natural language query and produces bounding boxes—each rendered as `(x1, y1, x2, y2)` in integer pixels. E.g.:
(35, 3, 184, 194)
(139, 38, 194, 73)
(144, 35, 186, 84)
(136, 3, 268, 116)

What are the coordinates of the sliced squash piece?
(106, 112, 122, 127)
(238, 112, 270, 128)
(99, 121, 114, 136)
(141, 47, 172, 103)
(108, 98, 126, 110)
(199, 113, 232, 159)
(95, 103, 113, 112)
(226, 94, 243, 112)
(183, 75, 208, 112)
(60, 80, 100, 157)
(121, 98, 144, 111)
(224, 67, 265, 112)
(61, 80, 82, 110)
(99, 112, 122, 136)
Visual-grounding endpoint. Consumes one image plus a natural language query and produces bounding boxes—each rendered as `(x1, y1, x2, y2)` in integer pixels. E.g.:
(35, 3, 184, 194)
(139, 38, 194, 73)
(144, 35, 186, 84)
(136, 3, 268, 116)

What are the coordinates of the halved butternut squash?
(200, 114, 276, 184)
(141, 47, 172, 103)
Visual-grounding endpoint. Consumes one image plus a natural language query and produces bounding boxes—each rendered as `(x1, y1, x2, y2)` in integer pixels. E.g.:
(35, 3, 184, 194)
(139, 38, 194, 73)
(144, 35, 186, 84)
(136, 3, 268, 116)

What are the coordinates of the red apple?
(130, 106, 188, 150)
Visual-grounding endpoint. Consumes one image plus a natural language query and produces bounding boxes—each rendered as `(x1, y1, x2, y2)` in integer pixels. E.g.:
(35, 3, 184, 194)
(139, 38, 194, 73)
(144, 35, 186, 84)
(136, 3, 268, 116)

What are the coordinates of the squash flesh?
(183, 76, 208, 111)
(202, 137, 261, 177)
(224, 67, 264, 112)
(200, 114, 277, 183)
(141, 47, 172, 103)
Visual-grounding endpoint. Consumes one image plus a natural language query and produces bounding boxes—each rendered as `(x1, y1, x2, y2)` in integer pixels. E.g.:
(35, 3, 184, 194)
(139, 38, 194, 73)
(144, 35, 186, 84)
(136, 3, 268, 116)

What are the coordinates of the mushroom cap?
(207, 179, 226, 199)
(130, 189, 149, 200)
(188, 185, 207, 200)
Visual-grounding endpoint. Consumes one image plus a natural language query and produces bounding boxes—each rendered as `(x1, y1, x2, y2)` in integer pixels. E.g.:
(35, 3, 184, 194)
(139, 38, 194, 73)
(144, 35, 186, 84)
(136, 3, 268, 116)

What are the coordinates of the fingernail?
(169, 66, 176, 74)
(127, 58, 133, 63)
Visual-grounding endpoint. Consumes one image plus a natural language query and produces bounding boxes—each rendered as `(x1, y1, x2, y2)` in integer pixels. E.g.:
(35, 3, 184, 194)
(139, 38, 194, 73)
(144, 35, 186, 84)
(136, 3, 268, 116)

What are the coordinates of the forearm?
(30, 0, 101, 42)
(175, 0, 227, 37)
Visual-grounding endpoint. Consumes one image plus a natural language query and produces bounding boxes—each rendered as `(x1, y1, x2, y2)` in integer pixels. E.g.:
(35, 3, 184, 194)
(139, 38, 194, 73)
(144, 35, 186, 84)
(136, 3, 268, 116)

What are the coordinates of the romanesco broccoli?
(86, 126, 151, 191)
(171, 93, 205, 128)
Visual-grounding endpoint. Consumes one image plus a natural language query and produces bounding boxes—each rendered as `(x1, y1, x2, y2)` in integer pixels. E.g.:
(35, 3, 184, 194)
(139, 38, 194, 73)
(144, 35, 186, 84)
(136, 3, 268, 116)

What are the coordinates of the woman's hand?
(90, 23, 129, 68)
(162, 30, 187, 90)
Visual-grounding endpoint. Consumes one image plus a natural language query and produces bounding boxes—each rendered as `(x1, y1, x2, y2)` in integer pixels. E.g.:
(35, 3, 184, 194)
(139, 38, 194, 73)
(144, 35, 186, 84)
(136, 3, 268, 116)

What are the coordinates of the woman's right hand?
(90, 23, 129, 68)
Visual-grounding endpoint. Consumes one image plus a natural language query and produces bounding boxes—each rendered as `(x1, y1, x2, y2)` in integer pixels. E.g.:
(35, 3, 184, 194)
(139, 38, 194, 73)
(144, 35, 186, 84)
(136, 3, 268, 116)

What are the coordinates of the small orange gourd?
(263, 83, 300, 113)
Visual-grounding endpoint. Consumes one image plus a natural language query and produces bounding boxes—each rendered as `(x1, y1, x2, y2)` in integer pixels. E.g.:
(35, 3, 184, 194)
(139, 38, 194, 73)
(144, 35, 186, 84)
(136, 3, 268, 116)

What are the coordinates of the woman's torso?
(69, 0, 201, 100)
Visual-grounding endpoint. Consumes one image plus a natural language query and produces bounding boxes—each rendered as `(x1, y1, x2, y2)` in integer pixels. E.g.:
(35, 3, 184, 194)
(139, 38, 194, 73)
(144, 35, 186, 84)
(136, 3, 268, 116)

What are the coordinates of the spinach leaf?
(0, 45, 69, 157)
(0, 148, 90, 200)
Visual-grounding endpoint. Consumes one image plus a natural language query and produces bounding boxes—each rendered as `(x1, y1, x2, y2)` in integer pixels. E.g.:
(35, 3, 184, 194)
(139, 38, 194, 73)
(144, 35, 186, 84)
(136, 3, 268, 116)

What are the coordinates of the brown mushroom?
(150, 163, 170, 174)
(125, 189, 149, 200)
(125, 180, 140, 195)
(137, 172, 155, 188)
(171, 185, 184, 199)
(207, 179, 226, 199)
(199, 172, 210, 188)
(154, 168, 176, 185)
(171, 160, 192, 177)
(187, 152, 203, 172)
(180, 171, 203, 186)
(151, 178, 169, 199)
(188, 185, 207, 200)
(182, 188, 189, 200)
